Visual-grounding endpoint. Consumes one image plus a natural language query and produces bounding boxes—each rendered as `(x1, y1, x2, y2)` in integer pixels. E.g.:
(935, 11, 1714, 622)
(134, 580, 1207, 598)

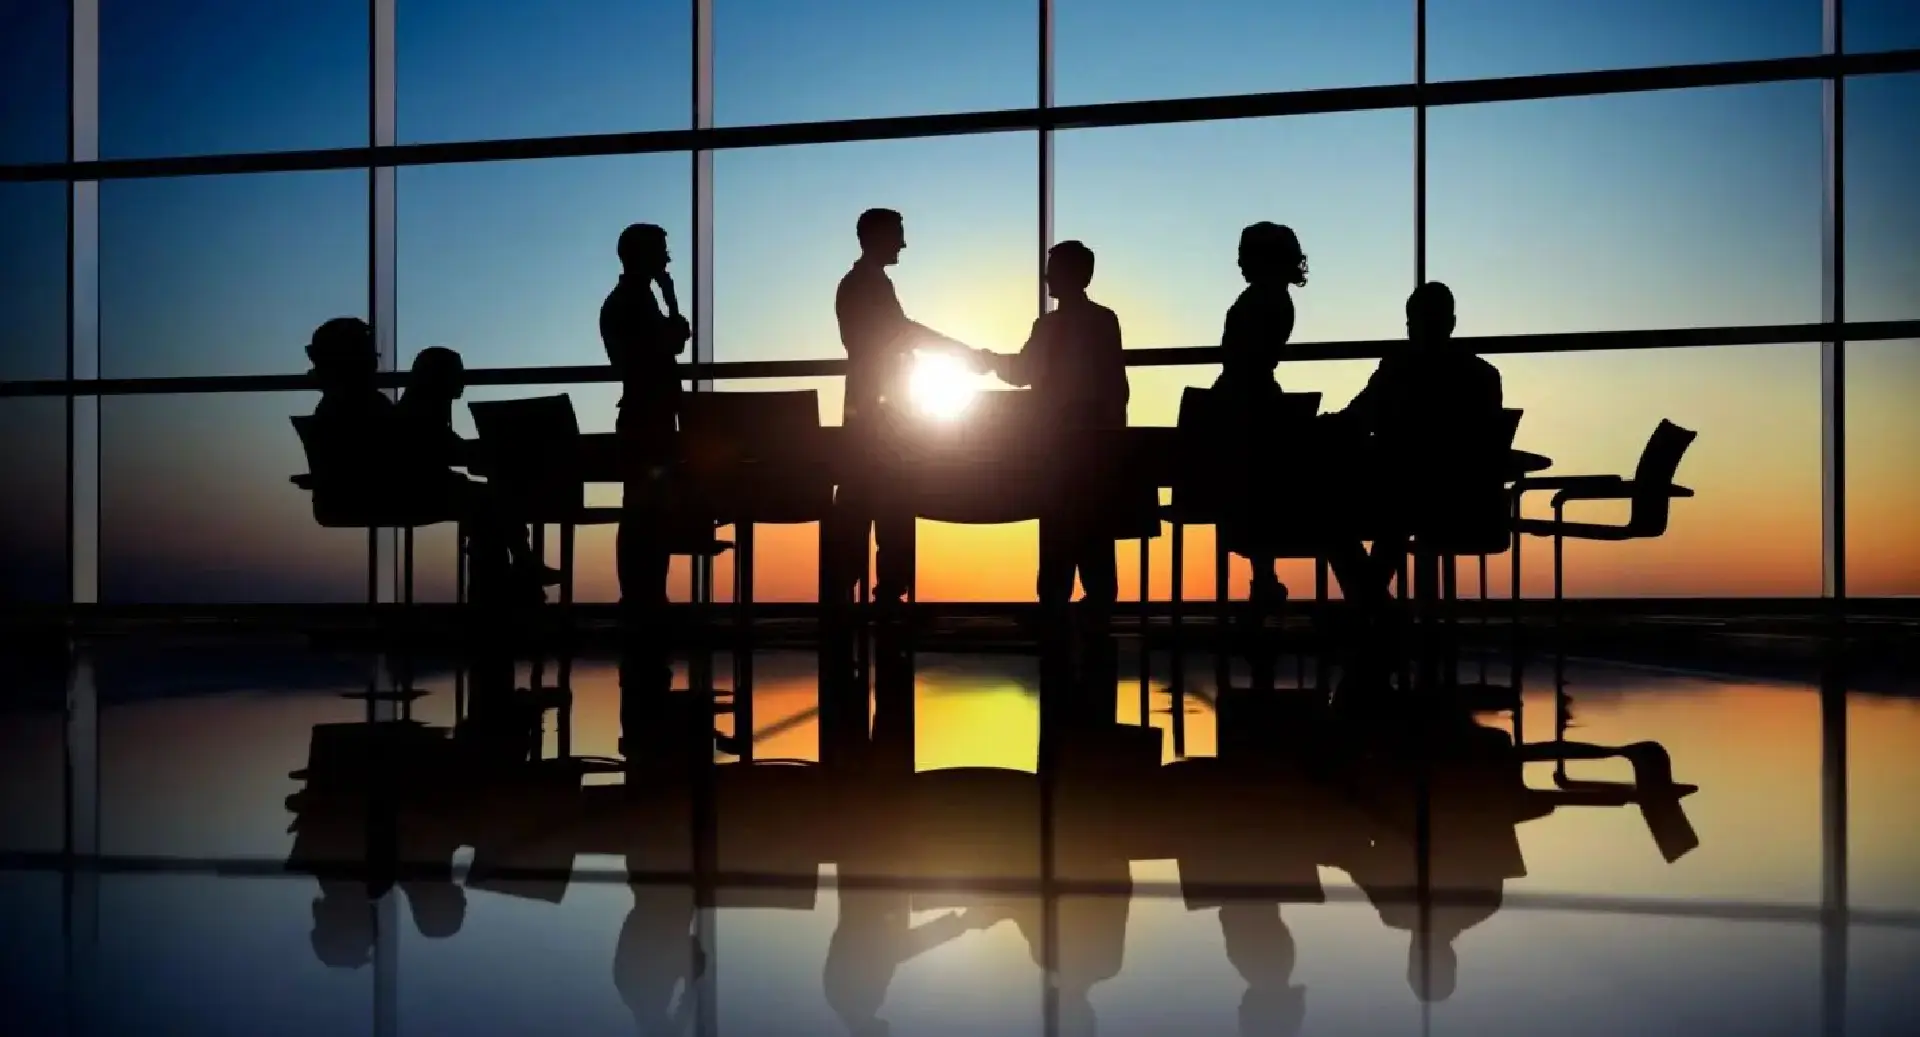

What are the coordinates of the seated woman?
(1210, 223, 1309, 605)
(395, 347, 560, 602)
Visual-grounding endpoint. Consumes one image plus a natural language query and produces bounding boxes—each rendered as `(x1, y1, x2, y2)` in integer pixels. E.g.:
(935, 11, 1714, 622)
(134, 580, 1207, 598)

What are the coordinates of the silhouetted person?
(1331, 282, 1505, 601)
(868, 629, 919, 776)
(607, 627, 730, 1035)
(1340, 282, 1501, 445)
(611, 749, 706, 1035)
(816, 612, 873, 771)
(825, 890, 990, 1037)
(989, 241, 1128, 613)
(615, 625, 742, 766)
(617, 630, 677, 766)
(983, 871, 1129, 1030)
(968, 889, 1117, 1037)
(1328, 663, 1545, 1004)
(308, 317, 389, 430)
(1212, 223, 1309, 604)
(285, 721, 470, 968)
(1343, 751, 1523, 1002)
(303, 318, 395, 511)
(825, 630, 990, 1037)
(394, 347, 467, 469)
(1172, 689, 1352, 1037)
(614, 872, 704, 1037)
(1222, 905, 1308, 1037)
(300, 318, 395, 546)
(395, 346, 557, 601)
(975, 632, 1143, 1037)
(456, 647, 546, 766)
(603, 223, 692, 611)
(830, 208, 972, 607)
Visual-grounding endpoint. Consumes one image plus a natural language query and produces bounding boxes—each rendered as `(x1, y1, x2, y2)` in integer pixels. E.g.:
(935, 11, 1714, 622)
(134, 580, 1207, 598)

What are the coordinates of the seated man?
(307, 316, 391, 444)
(1339, 281, 1502, 450)
(303, 317, 402, 529)
(1329, 281, 1504, 597)
(987, 240, 1128, 612)
(394, 346, 558, 599)
(285, 721, 471, 969)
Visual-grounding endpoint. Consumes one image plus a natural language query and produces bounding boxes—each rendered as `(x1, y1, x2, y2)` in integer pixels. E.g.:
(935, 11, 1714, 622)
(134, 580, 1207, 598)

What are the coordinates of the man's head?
(307, 317, 378, 391)
(617, 223, 671, 277)
(407, 346, 466, 401)
(1045, 240, 1095, 300)
(1407, 938, 1459, 1003)
(310, 893, 375, 969)
(405, 881, 468, 940)
(856, 208, 906, 266)
(1239, 222, 1309, 287)
(1406, 281, 1457, 344)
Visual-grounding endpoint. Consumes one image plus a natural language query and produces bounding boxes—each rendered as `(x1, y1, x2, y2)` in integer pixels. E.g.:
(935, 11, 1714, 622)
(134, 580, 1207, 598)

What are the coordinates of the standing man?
(830, 208, 974, 607)
(987, 240, 1128, 614)
(601, 223, 692, 611)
